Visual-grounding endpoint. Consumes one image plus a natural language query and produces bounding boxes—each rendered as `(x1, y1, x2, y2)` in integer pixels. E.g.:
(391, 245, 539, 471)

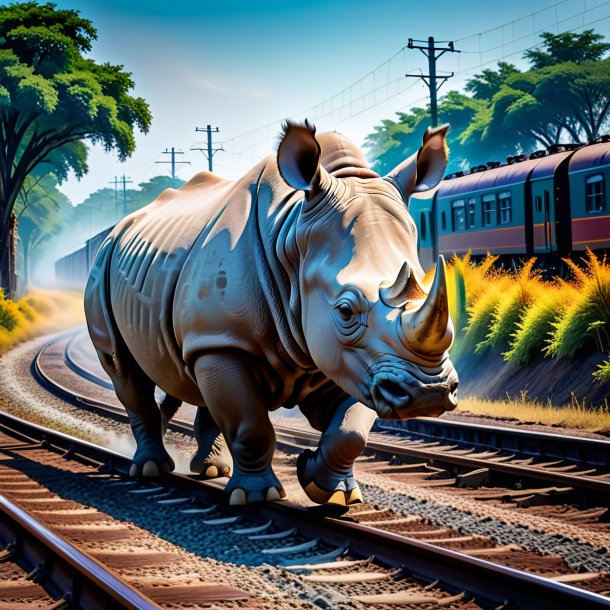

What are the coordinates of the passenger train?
(411, 136, 610, 269)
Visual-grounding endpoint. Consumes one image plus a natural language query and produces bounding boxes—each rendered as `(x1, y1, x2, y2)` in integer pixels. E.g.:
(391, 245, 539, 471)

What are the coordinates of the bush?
(478, 259, 542, 353)
(546, 249, 610, 358)
(0, 293, 26, 331)
(504, 281, 576, 365)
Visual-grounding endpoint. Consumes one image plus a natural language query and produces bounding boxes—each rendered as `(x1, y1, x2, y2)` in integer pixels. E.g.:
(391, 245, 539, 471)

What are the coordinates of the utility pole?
(191, 125, 223, 172)
(109, 177, 119, 218)
(406, 37, 460, 127)
(156, 148, 190, 185)
(120, 174, 133, 216)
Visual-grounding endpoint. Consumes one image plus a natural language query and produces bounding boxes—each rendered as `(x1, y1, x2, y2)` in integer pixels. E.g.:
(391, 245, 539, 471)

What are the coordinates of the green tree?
(0, 2, 151, 295)
(366, 29, 610, 172)
(15, 173, 70, 286)
(524, 29, 610, 69)
(464, 61, 520, 100)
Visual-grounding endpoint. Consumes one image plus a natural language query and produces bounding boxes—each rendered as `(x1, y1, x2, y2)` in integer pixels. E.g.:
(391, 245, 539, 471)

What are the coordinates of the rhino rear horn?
(277, 119, 331, 199)
(379, 262, 426, 308)
(384, 124, 450, 202)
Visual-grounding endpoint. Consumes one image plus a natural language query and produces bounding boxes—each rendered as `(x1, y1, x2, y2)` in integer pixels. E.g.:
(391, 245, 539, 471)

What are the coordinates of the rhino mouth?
(370, 358, 458, 420)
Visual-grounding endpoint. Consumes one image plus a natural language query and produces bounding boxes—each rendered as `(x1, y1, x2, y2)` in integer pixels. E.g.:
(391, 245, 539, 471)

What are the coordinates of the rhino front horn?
(400, 256, 454, 356)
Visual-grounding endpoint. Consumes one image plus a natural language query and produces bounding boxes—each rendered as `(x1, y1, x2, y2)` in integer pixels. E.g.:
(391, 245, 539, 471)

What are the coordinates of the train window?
(441, 211, 447, 231)
(451, 199, 466, 231)
(467, 198, 476, 229)
(420, 212, 427, 241)
(482, 194, 497, 227)
(586, 174, 605, 213)
(498, 191, 512, 224)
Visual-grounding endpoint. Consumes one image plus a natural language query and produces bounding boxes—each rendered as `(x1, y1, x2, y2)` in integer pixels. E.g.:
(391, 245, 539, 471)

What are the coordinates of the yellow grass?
(0, 289, 84, 356)
(448, 249, 610, 370)
(457, 392, 610, 432)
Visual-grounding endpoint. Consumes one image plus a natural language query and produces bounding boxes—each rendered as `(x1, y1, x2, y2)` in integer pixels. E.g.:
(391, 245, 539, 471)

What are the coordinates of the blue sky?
(47, 0, 610, 207)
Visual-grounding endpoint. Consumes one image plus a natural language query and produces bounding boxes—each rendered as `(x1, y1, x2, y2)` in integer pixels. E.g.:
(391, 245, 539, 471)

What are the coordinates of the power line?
(156, 148, 190, 184)
(191, 125, 223, 172)
(220, 0, 608, 164)
(405, 37, 460, 127)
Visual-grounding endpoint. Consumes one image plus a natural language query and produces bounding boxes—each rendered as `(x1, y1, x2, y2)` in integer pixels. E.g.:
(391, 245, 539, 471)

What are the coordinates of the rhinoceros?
(84, 120, 458, 506)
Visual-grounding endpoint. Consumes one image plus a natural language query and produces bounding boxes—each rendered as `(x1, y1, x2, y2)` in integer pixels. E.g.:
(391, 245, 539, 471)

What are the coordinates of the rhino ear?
(277, 119, 323, 193)
(384, 123, 450, 202)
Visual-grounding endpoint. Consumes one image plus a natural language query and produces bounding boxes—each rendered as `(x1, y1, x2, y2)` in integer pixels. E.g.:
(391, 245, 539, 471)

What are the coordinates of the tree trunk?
(0, 212, 18, 299)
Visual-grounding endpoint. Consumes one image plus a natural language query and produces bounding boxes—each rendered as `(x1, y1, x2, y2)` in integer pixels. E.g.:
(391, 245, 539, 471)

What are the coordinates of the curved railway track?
(0, 328, 608, 608)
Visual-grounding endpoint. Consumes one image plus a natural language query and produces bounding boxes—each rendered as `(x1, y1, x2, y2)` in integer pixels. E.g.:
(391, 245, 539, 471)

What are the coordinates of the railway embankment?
(456, 348, 609, 410)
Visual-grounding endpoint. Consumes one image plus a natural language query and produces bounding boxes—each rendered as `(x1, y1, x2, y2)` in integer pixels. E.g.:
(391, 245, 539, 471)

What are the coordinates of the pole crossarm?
(192, 125, 223, 172)
(156, 147, 190, 183)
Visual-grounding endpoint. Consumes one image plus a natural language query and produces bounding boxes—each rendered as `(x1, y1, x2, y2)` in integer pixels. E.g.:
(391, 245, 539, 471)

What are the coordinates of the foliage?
(0, 2, 151, 292)
(504, 280, 576, 366)
(524, 29, 610, 69)
(593, 357, 610, 383)
(476, 259, 541, 353)
(546, 250, 610, 358)
(0, 288, 84, 355)
(365, 29, 610, 173)
(449, 250, 610, 384)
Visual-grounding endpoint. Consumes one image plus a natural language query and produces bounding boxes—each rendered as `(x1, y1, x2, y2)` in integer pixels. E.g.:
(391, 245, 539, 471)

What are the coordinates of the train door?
(531, 180, 556, 255)
(553, 156, 573, 258)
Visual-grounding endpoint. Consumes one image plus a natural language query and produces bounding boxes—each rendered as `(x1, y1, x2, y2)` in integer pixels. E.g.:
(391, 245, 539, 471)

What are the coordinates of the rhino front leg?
(297, 400, 377, 506)
(189, 407, 233, 478)
(192, 353, 285, 505)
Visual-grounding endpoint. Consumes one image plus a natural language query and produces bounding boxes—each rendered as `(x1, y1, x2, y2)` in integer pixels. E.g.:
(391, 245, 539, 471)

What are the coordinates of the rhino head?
(277, 120, 458, 419)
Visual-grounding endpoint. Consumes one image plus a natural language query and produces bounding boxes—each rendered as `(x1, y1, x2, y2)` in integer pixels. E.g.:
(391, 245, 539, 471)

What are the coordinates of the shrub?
(505, 281, 576, 365)
(546, 249, 610, 358)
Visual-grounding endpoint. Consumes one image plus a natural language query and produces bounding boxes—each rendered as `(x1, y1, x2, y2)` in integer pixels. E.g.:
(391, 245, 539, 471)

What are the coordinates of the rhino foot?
(129, 445, 175, 478)
(190, 452, 232, 479)
(297, 449, 362, 506)
(224, 467, 286, 505)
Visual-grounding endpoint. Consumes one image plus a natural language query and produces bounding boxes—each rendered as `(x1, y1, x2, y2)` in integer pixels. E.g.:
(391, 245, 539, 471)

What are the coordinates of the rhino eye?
(337, 302, 354, 321)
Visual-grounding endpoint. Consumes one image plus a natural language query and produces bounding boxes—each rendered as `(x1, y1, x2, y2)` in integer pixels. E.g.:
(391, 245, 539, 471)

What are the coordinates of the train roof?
(529, 150, 574, 180)
(438, 137, 610, 196)
(569, 141, 610, 173)
(438, 158, 541, 198)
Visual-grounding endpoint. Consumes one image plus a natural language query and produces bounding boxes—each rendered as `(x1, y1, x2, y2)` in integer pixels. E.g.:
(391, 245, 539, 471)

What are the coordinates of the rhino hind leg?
(297, 400, 377, 506)
(192, 352, 285, 505)
(96, 349, 175, 478)
(189, 407, 233, 478)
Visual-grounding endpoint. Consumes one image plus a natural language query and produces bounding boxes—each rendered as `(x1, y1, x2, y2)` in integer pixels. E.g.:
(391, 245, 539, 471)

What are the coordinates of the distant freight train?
(411, 136, 610, 269)
(55, 136, 610, 287)
(55, 226, 113, 289)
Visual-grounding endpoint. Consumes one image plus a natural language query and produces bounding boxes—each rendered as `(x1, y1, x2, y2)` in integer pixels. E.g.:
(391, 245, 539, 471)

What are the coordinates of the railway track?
(0, 328, 608, 607)
(1, 409, 609, 609)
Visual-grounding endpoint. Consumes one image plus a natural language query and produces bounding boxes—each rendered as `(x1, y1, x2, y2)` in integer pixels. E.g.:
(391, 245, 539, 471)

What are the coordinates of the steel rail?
(0, 410, 609, 609)
(275, 426, 610, 495)
(0, 493, 160, 610)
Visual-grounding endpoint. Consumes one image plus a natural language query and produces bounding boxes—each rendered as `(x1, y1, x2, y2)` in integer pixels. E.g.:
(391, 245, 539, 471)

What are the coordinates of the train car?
(55, 226, 113, 289)
(410, 137, 610, 268)
(568, 142, 610, 251)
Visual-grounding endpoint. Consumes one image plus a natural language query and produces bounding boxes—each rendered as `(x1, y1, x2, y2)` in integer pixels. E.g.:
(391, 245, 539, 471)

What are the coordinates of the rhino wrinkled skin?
(84, 121, 458, 506)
